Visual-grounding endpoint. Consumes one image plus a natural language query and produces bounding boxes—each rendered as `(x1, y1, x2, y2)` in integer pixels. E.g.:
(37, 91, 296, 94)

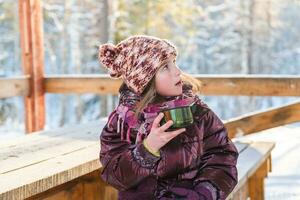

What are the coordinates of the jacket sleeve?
(193, 99, 239, 200)
(99, 110, 161, 191)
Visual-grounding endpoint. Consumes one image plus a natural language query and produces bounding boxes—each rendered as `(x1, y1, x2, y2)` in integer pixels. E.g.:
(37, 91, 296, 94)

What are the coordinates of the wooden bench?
(0, 120, 274, 200)
(227, 140, 275, 200)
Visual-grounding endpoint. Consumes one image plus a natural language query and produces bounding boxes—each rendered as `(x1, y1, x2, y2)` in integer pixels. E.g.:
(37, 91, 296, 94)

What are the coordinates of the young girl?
(98, 35, 238, 200)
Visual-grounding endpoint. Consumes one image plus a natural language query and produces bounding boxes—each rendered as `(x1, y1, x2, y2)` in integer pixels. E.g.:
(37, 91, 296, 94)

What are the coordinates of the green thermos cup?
(159, 102, 196, 130)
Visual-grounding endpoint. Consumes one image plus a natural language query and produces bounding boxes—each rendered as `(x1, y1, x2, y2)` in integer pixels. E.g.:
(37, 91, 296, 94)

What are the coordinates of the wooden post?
(19, 0, 45, 133)
(268, 155, 272, 173)
(248, 159, 269, 200)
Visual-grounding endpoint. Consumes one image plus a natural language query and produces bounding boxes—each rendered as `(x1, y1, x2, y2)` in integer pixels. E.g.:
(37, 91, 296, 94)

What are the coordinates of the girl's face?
(155, 56, 183, 97)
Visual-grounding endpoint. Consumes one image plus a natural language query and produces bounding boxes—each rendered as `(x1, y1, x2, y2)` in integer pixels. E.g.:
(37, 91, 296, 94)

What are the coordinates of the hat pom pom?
(98, 43, 122, 78)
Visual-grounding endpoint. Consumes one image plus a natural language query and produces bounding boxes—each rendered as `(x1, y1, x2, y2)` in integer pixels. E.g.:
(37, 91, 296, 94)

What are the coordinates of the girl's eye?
(163, 65, 168, 70)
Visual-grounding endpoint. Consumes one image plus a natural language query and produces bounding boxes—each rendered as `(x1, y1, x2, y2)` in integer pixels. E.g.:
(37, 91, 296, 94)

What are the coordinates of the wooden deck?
(233, 124, 300, 199)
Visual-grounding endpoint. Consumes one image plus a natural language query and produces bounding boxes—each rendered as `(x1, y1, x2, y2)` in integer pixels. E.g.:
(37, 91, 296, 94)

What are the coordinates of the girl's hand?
(144, 113, 186, 152)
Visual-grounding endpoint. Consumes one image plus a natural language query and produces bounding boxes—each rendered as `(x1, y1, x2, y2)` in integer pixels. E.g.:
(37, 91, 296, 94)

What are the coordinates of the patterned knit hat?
(98, 35, 177, 95)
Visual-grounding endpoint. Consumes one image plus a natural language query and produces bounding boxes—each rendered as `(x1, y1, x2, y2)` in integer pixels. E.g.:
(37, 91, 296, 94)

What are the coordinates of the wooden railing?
(0, 76, 30, 98)
(224, 100, 300, 138)
(1, 74, 300, 136)
(2, 74, 300, 97)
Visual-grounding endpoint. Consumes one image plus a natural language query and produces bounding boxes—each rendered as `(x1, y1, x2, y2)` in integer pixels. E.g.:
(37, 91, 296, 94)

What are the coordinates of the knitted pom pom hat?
(98, 35, 177, 95)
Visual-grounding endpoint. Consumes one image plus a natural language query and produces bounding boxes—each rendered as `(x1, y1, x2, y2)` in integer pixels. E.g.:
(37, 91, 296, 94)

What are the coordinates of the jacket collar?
(111, 82, 196, 143)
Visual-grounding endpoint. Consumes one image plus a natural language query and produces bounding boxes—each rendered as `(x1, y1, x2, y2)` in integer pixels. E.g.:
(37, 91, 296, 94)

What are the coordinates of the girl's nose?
(174, 66, 181, 76)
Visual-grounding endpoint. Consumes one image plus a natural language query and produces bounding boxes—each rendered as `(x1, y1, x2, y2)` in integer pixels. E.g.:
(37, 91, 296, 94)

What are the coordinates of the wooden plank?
(0, 120, 105, 148)
(0, 121, 104, 174)
(26, 170, 118, 200)
(225, 100, 300, 138)
(0, 120, 106, 199)
(25, 173, 85, 200)
(82, 170, 118, 200)
(0, 136, 95, 175)
(0, 143, 100, 199)
(19, 0, 45, 133)
(0, 76, 30, 98)
(45, 74, 123, 94)
(44, 74, 300, 96)
(194, 74, 300, 96)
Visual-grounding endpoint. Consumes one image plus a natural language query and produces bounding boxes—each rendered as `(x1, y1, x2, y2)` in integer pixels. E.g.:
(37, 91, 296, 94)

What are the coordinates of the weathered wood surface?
(44, 74, 122, 95)
(0, 120, 105, 200)
(193, 74, 300, 96)
(0, 120, 274, 200)
(44, 74, 300, 96)
(225, 100, 300, 138)
(2, 75, 299, 97)
(0, 76, 30, 98)
(26, 170, 118, 200)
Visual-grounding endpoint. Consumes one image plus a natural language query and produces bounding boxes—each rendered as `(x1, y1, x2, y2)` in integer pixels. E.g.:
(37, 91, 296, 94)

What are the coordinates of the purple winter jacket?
(99, 83, 238, 200)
